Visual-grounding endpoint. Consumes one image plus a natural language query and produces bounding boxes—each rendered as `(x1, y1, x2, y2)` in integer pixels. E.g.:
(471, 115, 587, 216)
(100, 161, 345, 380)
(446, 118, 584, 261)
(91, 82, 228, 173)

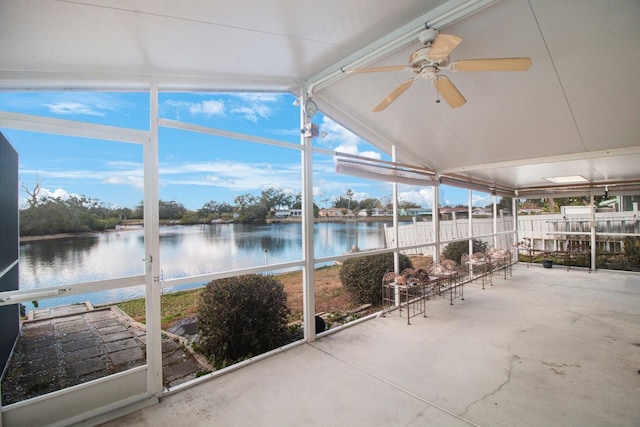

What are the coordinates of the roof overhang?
(1, 0, 639, 194)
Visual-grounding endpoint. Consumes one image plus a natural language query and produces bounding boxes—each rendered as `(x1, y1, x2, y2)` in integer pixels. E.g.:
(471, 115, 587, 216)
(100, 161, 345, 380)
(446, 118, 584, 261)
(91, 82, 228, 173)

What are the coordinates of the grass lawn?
(115, 255, 432, 330)
(116, 290, 202, 330)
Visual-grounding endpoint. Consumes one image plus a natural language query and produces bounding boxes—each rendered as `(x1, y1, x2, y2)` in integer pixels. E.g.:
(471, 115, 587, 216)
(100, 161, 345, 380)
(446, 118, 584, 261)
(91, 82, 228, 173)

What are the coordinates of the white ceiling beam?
(440, 145, 640, 174)
(306, 0, 500, 96)
(0, 70, 298, 93)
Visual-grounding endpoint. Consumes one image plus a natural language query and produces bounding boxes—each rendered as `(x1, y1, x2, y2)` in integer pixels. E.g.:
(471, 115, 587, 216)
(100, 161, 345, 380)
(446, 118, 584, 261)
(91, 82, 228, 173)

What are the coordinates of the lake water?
(19, 221, 394, 309)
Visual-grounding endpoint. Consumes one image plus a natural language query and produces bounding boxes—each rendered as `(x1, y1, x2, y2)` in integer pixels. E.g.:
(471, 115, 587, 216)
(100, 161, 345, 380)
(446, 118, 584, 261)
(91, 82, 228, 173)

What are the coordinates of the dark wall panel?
(0, 131, 20, 372)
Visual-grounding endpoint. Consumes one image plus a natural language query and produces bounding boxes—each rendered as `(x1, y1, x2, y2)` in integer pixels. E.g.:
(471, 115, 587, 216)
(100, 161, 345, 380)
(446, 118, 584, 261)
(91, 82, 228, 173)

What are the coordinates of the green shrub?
(442, 239, 488, 264)
(623, 236, 640, 268)
(100, 217, 122, 230)
(196, 274, 291, 368)
(339, 253, 412, 305)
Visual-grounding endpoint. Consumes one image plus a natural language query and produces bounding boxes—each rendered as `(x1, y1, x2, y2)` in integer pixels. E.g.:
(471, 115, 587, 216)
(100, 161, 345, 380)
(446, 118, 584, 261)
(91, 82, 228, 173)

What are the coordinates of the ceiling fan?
(345, 28, 532, 111)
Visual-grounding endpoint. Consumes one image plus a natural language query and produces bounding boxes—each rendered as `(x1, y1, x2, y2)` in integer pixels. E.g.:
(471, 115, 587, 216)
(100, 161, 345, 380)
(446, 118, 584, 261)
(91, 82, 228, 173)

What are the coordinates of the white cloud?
(163, 92, 287, 123)
(159, 160, 301, 193)
(193, 100, 225, 116)
(358, 150, 383, 160)
(103, 175, 145, 190)
(472, 193, 492, 207)
(164, 99, 225, 118)
(20, 160, 144, 195)
(41, 93, 126, 117)
(398, 187, 434, 208)
(20, 186, 78, 208)
(45, 102, 105, 116)
(352, 191, 370, 202)
(320, 116, 382, 160)
(228, 92, 283, 123)
(234, 93, 281, 103)
(40, 187, 76, 200)
(230, 105, 271, 123)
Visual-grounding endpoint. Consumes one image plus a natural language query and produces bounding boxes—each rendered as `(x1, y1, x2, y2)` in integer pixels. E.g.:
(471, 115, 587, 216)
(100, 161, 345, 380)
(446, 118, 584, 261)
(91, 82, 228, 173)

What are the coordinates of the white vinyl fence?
(384, 216, 515, 256)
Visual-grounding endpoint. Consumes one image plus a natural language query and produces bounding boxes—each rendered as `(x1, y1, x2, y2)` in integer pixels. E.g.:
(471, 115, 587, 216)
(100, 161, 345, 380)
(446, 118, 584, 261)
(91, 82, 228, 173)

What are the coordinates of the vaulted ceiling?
(1, 0, 639, 195)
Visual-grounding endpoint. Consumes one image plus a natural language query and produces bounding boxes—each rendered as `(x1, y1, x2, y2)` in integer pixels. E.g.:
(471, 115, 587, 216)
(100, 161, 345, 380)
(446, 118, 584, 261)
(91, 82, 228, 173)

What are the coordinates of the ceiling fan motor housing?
(410, 48, 447, 80)
(418, 28, 438, 44)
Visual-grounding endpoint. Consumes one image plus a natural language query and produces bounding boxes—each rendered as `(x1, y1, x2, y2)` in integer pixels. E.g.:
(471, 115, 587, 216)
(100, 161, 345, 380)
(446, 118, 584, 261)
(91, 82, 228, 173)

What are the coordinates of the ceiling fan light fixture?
(420, 66, 438, 80)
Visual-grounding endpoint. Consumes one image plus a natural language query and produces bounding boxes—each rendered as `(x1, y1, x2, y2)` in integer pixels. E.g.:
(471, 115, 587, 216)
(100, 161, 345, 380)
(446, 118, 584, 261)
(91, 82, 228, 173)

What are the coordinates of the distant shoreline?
(19, 226, 140, 243)
(19, 216, 415, 243)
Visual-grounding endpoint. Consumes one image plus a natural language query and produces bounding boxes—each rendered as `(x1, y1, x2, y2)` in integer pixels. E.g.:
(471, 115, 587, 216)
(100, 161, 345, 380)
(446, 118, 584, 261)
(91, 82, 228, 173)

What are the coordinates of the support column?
(145, 83, 162, 396)
(392, 146, 400, 306)
(468, 190, 473, 257)
(433, 182, 440, 263)
(590, 194, 596, 272)
(513, 197, 519, 262)
(392, 146, 399, 272)
(300, 90, 316, 341)
(493, 194, 498, 248)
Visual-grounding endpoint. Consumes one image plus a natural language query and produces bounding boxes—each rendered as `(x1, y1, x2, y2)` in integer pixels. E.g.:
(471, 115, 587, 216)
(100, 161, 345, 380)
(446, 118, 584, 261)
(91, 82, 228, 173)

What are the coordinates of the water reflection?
(19, 221, 396, 307)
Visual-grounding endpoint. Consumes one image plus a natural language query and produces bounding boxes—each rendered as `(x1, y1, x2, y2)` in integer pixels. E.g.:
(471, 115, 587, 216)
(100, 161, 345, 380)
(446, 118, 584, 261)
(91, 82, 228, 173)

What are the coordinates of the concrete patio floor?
(105, 264, 640, 427)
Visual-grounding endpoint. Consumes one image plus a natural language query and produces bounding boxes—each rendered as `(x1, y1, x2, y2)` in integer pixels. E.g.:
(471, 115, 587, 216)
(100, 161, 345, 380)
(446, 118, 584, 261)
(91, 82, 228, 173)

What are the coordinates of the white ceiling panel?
(1, 0, 639, 193)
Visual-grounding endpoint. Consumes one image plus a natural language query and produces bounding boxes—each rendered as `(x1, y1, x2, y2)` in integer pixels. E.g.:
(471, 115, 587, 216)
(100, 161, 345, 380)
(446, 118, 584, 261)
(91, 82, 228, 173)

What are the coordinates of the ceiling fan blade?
(373, 78, 415, 112)
(450, 57, 532, 72)
(428, 33, 463, 60)
(432, 76, 466, 108)
(346, 65, 411, 74)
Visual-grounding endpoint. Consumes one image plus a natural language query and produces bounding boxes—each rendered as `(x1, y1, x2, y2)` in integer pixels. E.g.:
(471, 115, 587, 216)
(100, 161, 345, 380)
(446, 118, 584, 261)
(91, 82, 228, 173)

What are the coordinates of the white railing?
(384, 210, 640, 270)
(384, 216, 515, 255)
(517, 211, 639, 252)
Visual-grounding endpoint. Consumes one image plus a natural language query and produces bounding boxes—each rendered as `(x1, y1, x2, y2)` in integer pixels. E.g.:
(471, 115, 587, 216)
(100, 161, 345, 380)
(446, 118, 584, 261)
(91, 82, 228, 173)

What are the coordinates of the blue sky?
(0, 91, 488, 211)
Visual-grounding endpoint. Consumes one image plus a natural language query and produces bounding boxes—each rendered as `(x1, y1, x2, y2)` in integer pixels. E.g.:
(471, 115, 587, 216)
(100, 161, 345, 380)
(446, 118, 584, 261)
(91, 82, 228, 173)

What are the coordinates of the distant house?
(273, 208, 302, 218)
(398, 207, 432, 216)
(370, 208, 393, 216)
(439, 206, 469, 219)
(518, 202, 542, 215)
(318, 208, 349, 217)
(472, 207, 491, 217)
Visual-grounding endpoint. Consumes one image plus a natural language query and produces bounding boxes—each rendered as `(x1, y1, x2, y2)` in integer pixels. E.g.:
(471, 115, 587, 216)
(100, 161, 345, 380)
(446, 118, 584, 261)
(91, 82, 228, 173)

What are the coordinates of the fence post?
(591, 226, 596, 272)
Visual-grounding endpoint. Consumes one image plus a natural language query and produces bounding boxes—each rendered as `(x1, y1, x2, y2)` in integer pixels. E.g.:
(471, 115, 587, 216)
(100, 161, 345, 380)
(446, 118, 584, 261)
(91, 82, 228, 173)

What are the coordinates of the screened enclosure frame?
(0, 84, 630, 425)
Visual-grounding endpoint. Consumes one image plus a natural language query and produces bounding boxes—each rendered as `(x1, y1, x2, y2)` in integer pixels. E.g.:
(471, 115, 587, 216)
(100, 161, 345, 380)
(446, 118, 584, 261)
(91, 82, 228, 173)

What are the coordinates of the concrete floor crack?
(460, 354, 516, 417)
(459, 324, 541, 418)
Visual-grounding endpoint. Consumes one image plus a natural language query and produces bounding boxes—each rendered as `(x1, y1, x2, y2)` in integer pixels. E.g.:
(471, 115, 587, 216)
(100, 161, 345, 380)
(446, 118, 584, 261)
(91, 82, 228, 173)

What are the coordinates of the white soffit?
(0, 0, 441, 91)
(0, 0, 639, 190)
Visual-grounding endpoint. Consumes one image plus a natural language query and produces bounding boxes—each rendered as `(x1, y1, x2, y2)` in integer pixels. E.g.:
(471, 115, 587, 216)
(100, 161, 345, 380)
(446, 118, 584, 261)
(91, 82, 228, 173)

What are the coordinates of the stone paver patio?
(1, 304, 209, 405)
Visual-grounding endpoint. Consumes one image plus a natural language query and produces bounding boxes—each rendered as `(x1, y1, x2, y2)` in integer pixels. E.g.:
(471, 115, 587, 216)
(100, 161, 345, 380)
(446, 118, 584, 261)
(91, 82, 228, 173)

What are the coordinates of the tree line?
(19, 186, 410, 236)
(19, 179, 598, 237)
